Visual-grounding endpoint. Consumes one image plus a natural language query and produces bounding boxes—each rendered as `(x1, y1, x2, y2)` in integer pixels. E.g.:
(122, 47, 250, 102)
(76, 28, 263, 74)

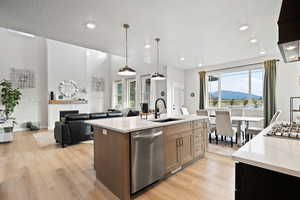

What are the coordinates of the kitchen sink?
(152, 118, 182, 123)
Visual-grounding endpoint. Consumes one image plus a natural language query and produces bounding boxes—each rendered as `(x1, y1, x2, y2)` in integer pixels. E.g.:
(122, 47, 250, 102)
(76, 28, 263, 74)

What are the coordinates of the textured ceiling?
(0, 0, 282, 69)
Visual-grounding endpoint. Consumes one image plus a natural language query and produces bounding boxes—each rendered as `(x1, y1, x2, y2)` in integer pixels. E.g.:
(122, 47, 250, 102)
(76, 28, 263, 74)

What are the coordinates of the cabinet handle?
(180, 138, 183, 146)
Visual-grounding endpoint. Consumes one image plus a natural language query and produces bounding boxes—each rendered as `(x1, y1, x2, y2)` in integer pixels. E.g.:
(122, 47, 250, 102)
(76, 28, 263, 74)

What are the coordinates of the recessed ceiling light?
(86, 23, 96, 29)
(180, 57, 185, 61)
(239, 25, 249, 31)
(259, 51, 266, 55)
(249, 38, 258, 43)
(144, 44, 151, 49)
(198, 63, 203, 67)
(286, 45, 296, 51)
(289, 55, 297, 59)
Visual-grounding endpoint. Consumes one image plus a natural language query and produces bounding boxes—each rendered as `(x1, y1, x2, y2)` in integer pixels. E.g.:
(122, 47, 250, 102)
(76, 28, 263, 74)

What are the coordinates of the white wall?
(0, 29, 48, 129)
(184, 57, 300, 121)
(47, 39, 112, 113)
(276, 61, 300, 121)
(167, 67, 185, 114)
(47, 39, 87, 96)
(86, 50, 111, 112)
(110, 52, 167, 111)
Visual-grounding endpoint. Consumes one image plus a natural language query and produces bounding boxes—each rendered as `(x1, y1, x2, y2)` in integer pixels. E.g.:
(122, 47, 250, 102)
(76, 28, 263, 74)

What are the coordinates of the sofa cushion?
(107, 111, 123, 118)
(65, 113, 90, 121)
(89, 112, 108, 119)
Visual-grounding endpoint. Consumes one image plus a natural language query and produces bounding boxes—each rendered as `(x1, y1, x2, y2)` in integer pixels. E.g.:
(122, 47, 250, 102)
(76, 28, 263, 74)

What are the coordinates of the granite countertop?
(87, 114, 209, 133)
(232, 122, 300, 178)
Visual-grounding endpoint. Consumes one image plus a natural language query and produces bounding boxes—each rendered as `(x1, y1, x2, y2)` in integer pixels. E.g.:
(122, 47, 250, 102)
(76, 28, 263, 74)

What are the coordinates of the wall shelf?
(49, 100, 88, 105)
(290, 97, 300, 123)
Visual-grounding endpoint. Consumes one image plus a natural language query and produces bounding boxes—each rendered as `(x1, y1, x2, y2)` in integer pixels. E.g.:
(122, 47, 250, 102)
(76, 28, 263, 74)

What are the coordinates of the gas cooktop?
(265, 123, 300, 140)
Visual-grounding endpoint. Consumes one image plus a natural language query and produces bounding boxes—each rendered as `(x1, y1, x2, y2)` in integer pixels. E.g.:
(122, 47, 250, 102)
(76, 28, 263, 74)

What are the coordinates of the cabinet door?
(164, 133, 181, 173)
(180, 131, 194, 165)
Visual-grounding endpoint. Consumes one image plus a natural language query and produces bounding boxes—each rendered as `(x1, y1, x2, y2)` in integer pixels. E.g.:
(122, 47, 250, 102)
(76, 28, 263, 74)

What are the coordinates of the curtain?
(263, 60, 277, 127)
(199, 71, 206, 109)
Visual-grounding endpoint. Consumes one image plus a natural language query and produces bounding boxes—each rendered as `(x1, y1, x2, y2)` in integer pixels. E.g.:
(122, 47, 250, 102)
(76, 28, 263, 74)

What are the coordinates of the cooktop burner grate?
(265, 123, 300, 140)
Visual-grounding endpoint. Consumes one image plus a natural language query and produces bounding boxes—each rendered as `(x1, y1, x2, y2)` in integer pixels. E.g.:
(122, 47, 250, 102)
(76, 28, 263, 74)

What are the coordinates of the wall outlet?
(102, 129, 107, 135)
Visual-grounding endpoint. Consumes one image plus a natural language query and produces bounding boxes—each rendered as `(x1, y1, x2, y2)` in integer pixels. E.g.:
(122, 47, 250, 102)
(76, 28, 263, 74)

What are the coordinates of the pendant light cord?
(156, 38, 160, 73)
(124, 24, 129, 67)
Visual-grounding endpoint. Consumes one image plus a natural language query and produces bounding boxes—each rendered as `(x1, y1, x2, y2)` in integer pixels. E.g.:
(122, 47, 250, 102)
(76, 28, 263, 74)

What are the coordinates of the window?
(112, 80, 123, 109)
(207, 68, 264, 109)
(141, 75, 151, 104)
(127, 79, 136, 108)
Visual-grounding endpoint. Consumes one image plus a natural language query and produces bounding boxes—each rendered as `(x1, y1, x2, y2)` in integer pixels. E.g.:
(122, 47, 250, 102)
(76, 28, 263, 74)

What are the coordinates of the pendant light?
(151, 38, 166, 80)
(118, 24, 136, 76)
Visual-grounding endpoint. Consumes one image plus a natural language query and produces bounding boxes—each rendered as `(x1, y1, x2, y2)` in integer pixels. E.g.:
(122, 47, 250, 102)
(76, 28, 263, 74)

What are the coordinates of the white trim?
(206, 67, 264, 109)
(206, 64, 263, 76)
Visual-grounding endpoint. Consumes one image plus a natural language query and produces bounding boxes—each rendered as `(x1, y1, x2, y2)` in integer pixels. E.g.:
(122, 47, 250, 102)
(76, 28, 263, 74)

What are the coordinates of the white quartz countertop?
(87, 114, 208, 133)
(232, 122, 300, 178)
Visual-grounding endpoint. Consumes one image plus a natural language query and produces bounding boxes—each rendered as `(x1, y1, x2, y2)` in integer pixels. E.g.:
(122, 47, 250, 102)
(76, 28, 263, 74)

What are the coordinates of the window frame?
(206, 65, 264, 109)
(112, 80, 123, 109)
(140, 74, 152, 106)
(126, 78, 137, 109)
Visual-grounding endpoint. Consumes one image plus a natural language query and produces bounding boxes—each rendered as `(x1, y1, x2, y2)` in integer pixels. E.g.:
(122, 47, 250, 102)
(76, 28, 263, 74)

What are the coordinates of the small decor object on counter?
(140, 103, 149, 113)
(0, 80, 22, 142)
(58, 95, 64, 100)
(58, 80, 79, 98)
(50, 91, 55, 100)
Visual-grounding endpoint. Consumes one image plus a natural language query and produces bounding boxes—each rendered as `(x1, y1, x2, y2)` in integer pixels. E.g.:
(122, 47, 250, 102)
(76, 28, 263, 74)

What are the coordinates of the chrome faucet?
(154, 98, 166, 119)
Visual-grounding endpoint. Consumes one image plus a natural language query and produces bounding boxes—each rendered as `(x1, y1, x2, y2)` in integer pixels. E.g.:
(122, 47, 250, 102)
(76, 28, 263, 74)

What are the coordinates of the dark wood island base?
(235, 162, 300, 200)
(92, 119, 208, 200)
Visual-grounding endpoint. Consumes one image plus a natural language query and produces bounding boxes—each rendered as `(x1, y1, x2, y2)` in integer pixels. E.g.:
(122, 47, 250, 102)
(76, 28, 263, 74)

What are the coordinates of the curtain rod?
(207, 59, 280, 73)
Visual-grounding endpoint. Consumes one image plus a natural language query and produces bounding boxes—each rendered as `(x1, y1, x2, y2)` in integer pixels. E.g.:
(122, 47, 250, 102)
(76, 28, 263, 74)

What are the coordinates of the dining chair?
(196, 109, 216, 143)
(244, 109, 263, 127)
(231, 108, 244, 127)
(215, 110, 237, 147)
(247, 110, 281, 139)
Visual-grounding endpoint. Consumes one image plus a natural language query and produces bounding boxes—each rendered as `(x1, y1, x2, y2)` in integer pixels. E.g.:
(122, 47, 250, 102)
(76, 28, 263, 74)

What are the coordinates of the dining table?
(210, 115, 264, 146)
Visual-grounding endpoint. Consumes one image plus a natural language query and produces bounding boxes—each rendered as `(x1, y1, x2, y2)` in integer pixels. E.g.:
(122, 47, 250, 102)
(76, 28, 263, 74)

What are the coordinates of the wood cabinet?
(164, 120, 207, 174)
(193, 121, 208, 158)
(164, 132, 181, 173)
(180, 131, 194, 164)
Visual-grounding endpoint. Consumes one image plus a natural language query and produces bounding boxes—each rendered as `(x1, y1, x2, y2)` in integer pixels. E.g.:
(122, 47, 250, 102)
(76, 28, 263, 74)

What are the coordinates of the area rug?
(33, 131, 56, 147)
(207, 143, 239, 157)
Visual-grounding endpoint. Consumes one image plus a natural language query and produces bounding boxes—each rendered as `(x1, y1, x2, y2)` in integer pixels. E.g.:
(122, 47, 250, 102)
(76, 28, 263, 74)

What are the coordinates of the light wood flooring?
(0, 130, 235, 200)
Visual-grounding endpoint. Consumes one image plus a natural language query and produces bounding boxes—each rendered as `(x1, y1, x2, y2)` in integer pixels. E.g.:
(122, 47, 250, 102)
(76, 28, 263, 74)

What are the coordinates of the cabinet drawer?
(164, 122, 192, 136)
(193, 120, 208, 129)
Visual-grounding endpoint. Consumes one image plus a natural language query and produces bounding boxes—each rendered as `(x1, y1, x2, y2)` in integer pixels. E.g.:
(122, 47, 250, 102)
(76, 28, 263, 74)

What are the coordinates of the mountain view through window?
(208, 68, 264, 108)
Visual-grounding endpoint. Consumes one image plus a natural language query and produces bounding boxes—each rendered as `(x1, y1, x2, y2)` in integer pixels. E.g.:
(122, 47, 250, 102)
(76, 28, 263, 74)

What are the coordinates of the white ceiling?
(0, 0, 282, 69)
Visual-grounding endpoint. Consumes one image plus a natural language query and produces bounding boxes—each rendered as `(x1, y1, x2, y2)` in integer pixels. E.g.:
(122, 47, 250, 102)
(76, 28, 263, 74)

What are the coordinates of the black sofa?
(54, 111, 123, 147)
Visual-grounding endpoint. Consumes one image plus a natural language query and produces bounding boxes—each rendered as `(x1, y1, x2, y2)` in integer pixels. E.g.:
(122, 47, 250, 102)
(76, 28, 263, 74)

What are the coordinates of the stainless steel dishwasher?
(131, 128, 164, 193)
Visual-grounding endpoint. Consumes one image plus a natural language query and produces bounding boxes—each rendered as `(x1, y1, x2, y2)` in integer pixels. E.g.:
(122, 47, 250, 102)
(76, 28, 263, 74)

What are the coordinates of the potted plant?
(0, 80, 21, 142)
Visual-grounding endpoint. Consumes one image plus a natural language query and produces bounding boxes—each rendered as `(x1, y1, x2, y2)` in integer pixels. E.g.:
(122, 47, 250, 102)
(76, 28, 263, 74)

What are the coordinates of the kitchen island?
(232, 122, 300, 200)
(88, 115, 209, 200)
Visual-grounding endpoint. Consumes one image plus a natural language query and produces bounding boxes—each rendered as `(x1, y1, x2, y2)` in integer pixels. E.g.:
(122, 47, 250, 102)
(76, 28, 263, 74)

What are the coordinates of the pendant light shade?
(118, 24, 136, 76)
(151, 38, 166, 80)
